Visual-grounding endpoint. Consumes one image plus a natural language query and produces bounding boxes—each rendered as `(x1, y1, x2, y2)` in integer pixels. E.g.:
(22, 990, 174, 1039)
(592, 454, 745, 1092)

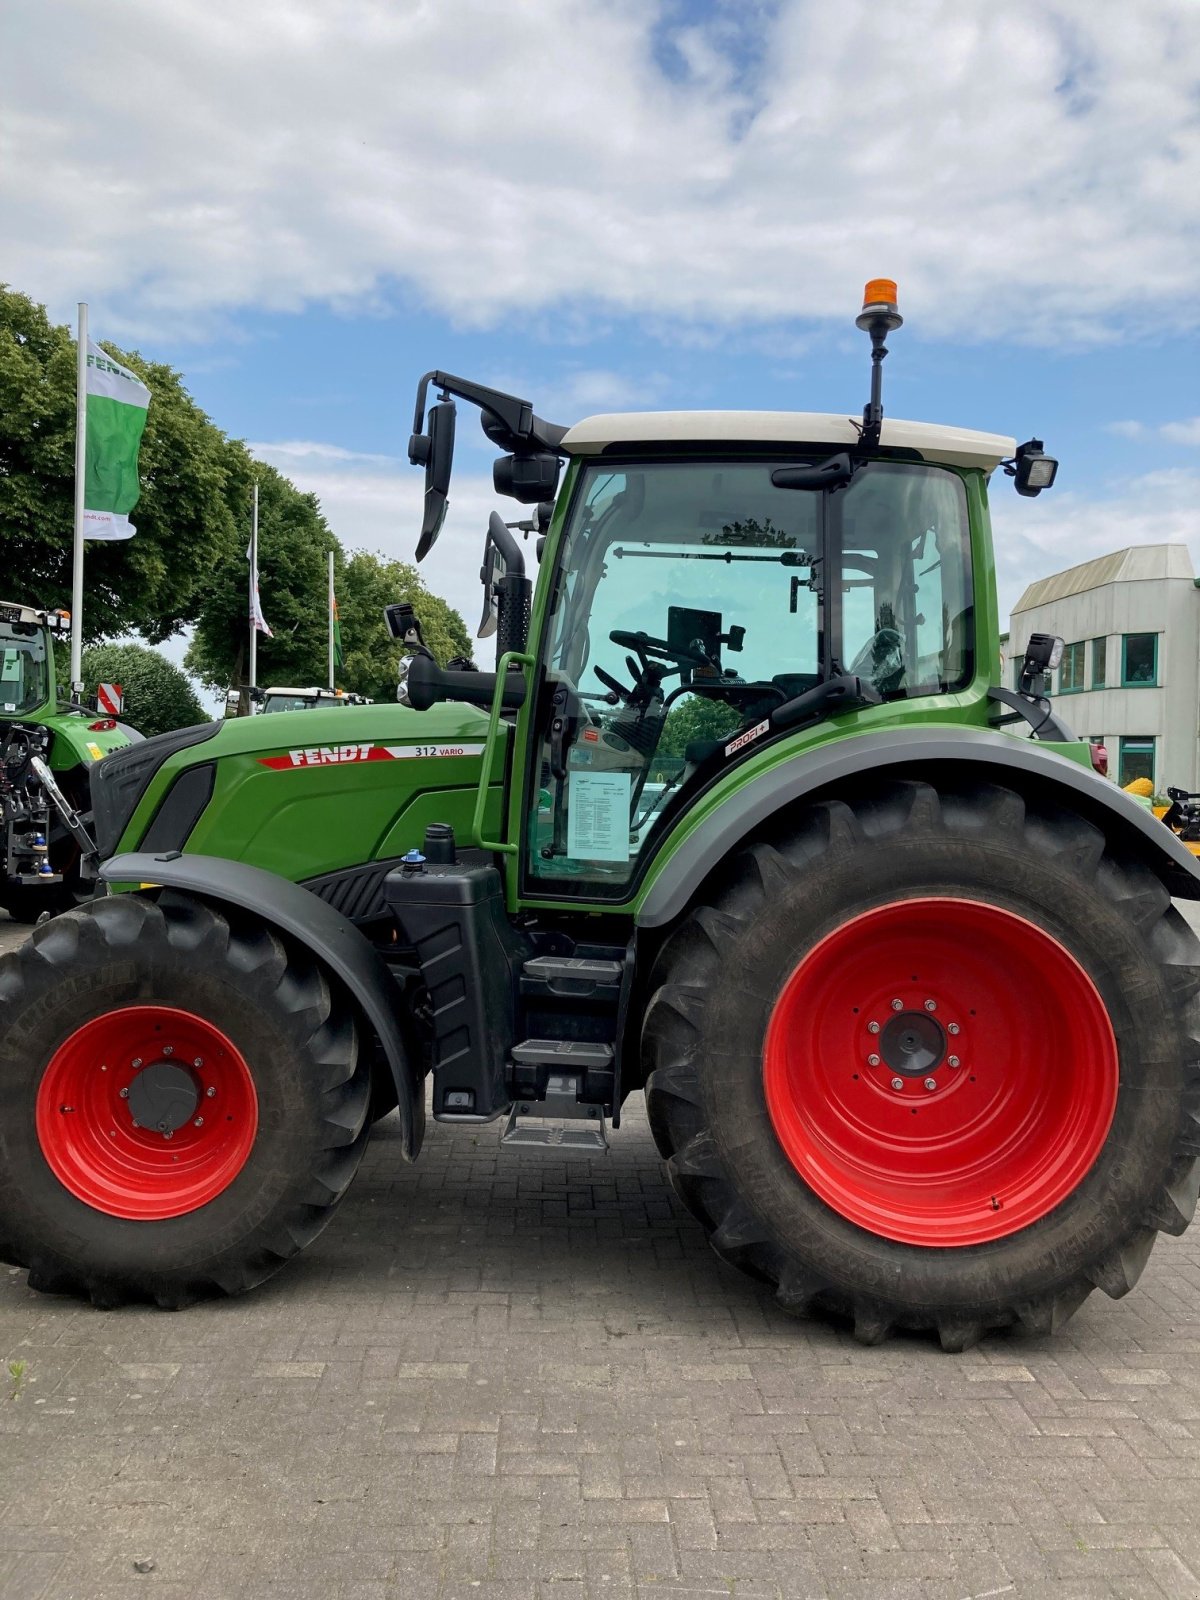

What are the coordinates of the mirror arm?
(414, 371, 566, 452)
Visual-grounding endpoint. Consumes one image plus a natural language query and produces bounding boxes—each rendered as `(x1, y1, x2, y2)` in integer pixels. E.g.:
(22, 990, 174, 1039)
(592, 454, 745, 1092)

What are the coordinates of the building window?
(1122, 633, 1158, 686)
(1059, 641, 1085, 692)
(1118, 737, 1155, 788)
(1092, 637, 1107, 688)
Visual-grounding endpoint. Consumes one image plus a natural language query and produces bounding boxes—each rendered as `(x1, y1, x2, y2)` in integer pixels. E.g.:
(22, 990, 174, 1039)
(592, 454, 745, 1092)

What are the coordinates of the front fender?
(637, 726, 1200, 928)
(100, 851, 424, 1158)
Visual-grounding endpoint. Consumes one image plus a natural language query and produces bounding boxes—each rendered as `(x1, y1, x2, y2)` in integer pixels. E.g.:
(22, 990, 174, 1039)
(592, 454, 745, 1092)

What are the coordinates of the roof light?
(857, 279, 902, 333)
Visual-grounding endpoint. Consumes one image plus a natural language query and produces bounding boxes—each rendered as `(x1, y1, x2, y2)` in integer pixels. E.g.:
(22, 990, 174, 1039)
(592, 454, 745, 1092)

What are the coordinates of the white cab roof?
(560, 412, 1014, 471)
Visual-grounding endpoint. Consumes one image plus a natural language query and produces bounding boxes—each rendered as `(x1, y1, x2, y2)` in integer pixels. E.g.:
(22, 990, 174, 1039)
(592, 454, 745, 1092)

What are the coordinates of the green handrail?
(473, 650, 534, 853)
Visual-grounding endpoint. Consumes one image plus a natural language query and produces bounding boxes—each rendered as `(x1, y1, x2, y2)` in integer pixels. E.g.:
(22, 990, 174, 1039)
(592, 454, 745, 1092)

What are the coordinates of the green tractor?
(0, 601, 132, 922)
(3, 283, 1198, 1348)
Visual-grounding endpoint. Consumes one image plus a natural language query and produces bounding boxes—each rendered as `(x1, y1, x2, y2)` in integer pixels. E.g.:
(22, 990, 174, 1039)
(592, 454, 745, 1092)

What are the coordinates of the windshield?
(263, 694, 322, 713)
(0, 622, 49, 716)
(527, 457, 972, 893)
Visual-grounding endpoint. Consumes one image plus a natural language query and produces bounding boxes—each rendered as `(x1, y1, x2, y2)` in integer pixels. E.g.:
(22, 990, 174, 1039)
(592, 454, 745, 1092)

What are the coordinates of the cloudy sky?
(5, 0, 1200, 669)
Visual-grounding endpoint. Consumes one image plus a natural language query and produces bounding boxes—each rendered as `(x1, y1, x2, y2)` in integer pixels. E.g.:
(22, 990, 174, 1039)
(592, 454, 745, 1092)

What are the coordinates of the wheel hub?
(762, 897, 1120, 1246)
(125, 1061, 200, 1135)
(36, 1004, 258, 1220)
(879, 1011, 945, 1076)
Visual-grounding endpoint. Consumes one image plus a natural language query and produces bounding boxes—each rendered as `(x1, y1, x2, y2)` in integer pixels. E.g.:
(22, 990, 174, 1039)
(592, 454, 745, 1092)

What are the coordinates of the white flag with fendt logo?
(83, 341, 151, 540)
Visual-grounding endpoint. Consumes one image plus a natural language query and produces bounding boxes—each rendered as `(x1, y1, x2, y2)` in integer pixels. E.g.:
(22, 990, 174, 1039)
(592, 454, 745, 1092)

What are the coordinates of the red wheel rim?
(36, 1006, 258, 1220)
(762, 898, 1119, 1246)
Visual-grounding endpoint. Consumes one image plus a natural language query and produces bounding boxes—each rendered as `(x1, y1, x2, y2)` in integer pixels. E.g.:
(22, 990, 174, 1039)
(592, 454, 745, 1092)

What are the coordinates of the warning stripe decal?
(258, 742, 486, 770)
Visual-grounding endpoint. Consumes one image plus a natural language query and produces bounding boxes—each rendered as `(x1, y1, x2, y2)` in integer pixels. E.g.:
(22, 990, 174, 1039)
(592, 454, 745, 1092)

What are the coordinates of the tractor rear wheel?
(0, 892, 371, 1307)
(643, 779, 1200, 1348)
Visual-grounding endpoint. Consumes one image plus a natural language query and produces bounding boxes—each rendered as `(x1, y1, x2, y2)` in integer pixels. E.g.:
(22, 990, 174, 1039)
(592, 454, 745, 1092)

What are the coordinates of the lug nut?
(923, 1077, 937, 1091)
(205, 1087, 216, 1099)
(119, 1086, 130, 1099)
(867, 1020, 881, 1034)
(948, 1023, 960, 1036)
(948, 1055, 960, 1068)
(163, 1129, 174, 1141)
(193, 1057, 204, 1068)
(193, 1117, 204, 1128)
(890, 1076, 904, 1091)
(924, 999, 937, 1012)
(867, 1053, 881, 1066)
(162, 1045, 174, 1057)
(131, 1058, 142, 1069)
(891, 998, 903, 1011)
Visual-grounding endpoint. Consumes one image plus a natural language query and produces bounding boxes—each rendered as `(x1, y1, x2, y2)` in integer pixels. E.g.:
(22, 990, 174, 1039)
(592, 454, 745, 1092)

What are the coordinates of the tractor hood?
(98, 700, 504, 881)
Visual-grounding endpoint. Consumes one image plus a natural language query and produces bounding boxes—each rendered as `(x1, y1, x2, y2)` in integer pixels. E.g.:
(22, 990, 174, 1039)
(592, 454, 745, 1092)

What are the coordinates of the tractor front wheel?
(644, 779, 1200, 1348)
(0, 892, 371, 1307)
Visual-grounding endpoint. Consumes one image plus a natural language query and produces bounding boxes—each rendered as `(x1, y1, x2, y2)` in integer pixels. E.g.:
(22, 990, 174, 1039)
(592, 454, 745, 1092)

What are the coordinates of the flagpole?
(328, 550, 335, 691)
(70, 302, 88, 696)
(249, 480, 259, 694)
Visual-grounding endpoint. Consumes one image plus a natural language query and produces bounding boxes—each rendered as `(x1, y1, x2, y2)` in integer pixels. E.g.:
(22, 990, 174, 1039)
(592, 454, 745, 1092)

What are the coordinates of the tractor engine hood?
(94, 701, 501, 874)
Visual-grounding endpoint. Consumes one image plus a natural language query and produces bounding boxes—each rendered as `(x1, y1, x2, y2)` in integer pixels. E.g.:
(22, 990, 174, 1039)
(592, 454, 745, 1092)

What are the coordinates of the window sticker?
(567, 770, 631, 862)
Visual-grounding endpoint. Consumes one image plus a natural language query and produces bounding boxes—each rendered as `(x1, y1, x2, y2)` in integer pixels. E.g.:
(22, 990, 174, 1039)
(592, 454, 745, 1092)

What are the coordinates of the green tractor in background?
(3, 282, 1198, 1349)
(0, 601, 132, 922)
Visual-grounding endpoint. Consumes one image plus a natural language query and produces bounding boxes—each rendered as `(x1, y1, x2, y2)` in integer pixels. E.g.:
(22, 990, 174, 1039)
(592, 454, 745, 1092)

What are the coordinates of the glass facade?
(1122, 633, 1158, 686)
(1059, 641, 1085, 692)
(1118, 737, 1156, 787)
(1092, 636, 1106, 688)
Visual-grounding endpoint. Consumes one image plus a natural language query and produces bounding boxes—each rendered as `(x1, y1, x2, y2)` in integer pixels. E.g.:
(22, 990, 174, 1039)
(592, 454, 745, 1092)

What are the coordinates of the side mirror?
(410, 398, 456, 561)
(478, 533, 503, 639)
(771, 452, 854, 492)
(494, 450, 560, 505)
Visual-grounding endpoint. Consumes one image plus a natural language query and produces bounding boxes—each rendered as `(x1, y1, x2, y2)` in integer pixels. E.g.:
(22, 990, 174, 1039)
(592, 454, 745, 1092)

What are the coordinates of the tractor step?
(509, 1039, 615, 1116)
(501, 1071, 609, 1154)
(511, 1039, 614, 1070)
(520, 955, 623, 998)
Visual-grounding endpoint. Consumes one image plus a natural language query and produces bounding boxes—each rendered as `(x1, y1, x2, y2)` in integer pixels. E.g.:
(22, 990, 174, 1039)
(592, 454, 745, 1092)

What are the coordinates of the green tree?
(337, 551, 472, 702)
(0, 286, 242, 641)
(658, 695, 741, 759)
(81, 643, 207, 738)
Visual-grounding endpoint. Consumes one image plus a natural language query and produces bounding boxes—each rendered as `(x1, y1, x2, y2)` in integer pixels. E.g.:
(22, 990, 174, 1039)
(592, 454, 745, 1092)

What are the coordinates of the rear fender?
(99, 852, 424, 1158)
(637, 726, 1200, 929)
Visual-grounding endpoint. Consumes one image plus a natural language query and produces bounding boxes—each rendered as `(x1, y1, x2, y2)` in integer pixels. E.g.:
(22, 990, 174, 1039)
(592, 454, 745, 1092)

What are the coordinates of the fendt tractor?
(3, 283, 1198, 1350)
(0, 602, 132, 922)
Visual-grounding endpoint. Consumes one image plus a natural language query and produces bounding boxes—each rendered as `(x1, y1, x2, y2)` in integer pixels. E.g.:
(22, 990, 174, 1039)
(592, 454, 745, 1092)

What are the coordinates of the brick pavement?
(1, 909, 1200, 1599)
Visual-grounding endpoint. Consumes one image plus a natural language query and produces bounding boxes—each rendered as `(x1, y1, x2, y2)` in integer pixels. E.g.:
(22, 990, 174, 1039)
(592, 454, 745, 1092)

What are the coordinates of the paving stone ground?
(2, 907, 1200, 1600)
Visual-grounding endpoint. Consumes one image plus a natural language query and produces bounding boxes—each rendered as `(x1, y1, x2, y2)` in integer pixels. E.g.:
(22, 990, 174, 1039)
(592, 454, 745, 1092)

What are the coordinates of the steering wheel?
(608, 629, 709, 669)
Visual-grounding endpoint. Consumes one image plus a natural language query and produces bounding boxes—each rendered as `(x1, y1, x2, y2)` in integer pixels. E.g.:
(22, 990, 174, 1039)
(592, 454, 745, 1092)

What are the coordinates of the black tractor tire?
(643, 778, 1200, 1349)
(0, 891, 371, 1308)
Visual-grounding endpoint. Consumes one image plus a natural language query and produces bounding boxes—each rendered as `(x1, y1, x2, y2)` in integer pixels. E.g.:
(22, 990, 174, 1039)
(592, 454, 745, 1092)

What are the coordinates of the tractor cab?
(260, 686, 360, 713)
(396, 281, 1057, 904)
(0, 601, 67, 722)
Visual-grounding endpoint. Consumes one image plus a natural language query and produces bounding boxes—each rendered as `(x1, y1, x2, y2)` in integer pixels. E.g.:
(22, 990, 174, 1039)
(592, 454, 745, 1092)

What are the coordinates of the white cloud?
(1105, 420, 1146, 439)
(1161, 418, 1200, 446)
(5, 0, 1200, 346)
(247, 440, 399, 467)
(994, 467, 1200, 622)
